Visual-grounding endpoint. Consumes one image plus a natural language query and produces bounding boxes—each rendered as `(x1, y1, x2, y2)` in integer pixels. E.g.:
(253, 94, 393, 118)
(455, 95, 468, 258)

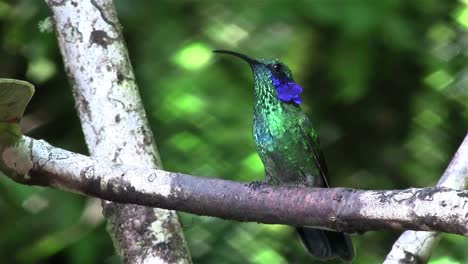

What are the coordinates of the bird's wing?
(300, 115, 330, 187)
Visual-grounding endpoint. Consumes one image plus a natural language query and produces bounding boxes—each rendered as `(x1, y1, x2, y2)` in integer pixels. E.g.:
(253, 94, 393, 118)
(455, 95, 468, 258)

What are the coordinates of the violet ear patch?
(272, 76, 302, 104)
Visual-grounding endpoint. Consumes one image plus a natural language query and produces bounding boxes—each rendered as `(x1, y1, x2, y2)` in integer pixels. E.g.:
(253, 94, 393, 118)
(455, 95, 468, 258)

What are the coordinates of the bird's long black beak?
(213, 50, 258, 65)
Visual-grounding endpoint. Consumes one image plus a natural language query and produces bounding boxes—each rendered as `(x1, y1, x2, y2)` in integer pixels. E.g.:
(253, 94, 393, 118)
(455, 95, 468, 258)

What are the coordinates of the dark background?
(0, 0, 467, 263)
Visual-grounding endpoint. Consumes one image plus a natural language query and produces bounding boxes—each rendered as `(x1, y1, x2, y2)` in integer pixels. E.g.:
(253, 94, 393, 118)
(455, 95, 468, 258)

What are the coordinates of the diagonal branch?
(44, 0, 190, 263)
(1, 136, 468, 235)
(384, 133, 468, 263)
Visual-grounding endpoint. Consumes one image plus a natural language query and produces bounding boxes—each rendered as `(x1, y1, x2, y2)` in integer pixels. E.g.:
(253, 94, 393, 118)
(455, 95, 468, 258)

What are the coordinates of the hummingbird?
(214, 50, 354, 261)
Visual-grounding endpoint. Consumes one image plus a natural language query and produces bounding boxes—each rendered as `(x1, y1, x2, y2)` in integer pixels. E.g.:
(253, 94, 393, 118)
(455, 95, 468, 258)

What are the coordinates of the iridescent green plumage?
(250, 61, 326, 186)
(215, 50, 354, 261)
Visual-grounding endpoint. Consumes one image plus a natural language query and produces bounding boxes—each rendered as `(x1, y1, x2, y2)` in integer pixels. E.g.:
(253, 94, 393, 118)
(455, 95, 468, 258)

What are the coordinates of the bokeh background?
(1, 0, 468, 263)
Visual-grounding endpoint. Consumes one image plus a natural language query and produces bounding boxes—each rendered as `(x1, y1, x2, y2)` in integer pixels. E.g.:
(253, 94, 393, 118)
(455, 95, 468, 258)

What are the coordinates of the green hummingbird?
(214, 50, 354, 261)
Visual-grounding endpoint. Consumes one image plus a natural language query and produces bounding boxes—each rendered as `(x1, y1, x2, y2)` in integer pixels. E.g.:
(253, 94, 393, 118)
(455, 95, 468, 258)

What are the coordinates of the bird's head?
(214, 50, 302, 105)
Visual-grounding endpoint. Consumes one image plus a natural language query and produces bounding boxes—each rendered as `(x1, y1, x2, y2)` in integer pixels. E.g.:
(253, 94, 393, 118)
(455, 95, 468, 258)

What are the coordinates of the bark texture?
(2, 136, 468, 236)
(45, 0, 191, 263)
(384, 133, 468, 264)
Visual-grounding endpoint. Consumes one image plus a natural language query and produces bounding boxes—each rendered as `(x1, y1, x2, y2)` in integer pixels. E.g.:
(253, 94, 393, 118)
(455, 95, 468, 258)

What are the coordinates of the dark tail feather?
(296, 227, 354, 262)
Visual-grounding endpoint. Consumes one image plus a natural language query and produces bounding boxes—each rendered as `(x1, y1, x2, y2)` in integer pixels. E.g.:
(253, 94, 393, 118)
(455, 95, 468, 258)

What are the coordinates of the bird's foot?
(294, 180, 308, 188)
(247, 180, 264, 190)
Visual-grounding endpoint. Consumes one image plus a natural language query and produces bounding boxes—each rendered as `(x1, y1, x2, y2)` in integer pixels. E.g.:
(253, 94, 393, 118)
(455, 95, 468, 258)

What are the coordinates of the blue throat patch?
(271, 76, 302, 104)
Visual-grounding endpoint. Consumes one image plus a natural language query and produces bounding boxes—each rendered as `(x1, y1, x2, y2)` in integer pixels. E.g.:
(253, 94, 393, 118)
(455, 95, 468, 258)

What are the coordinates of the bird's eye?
(270, 63, 282, 73)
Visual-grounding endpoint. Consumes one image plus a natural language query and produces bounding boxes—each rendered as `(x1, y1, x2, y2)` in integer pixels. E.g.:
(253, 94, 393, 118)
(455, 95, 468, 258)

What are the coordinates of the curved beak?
(213, 50, 258, 65)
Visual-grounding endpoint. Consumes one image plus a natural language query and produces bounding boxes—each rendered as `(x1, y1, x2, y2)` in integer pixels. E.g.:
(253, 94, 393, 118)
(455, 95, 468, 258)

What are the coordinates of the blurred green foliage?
(0, 0, 467, 263)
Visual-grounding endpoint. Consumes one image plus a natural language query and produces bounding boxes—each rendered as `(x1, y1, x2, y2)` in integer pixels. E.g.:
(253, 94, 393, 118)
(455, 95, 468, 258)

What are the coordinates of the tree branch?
(2, 136, 467, 236)
(384, 133, 468, 264)
(44, 0, 190, 263)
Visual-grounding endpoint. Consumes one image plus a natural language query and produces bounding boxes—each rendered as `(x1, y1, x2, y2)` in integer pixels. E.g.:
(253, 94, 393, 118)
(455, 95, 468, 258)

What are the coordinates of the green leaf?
(0, 78, 34, 144)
